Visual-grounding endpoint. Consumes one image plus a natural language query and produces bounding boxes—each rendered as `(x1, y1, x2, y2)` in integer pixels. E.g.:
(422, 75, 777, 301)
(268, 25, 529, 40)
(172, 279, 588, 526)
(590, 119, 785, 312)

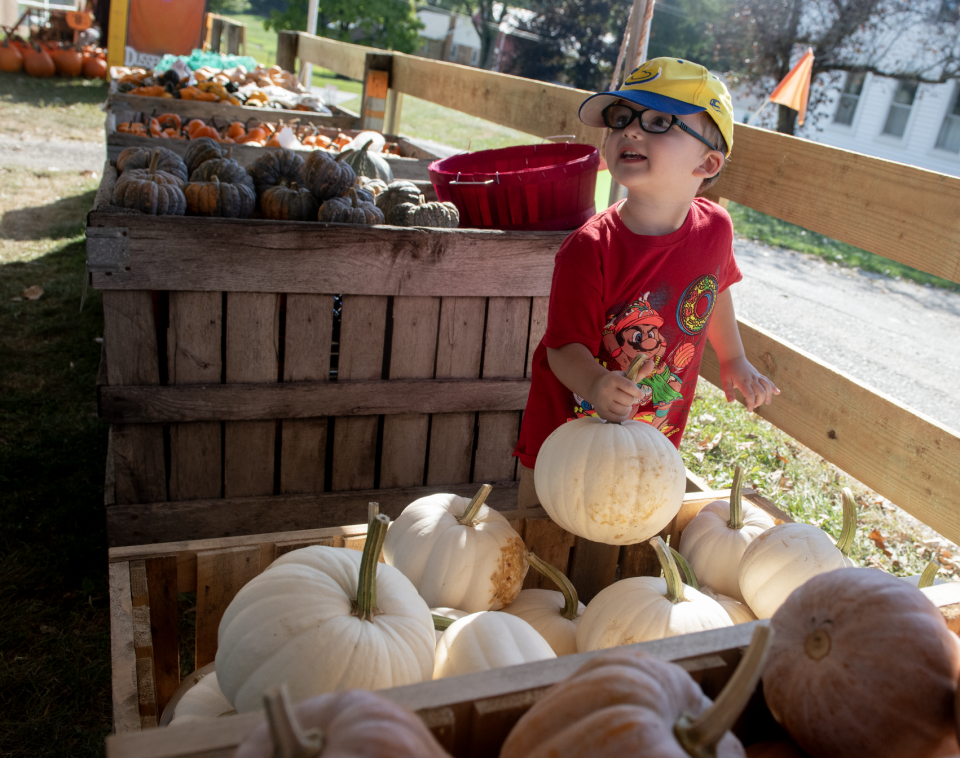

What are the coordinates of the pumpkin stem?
(726, 466, 745, 530)
(262, 683, 324, 758)
(432, 613, 455, 632)
(835, 487, 857, 556)
(918, 559, 941, 588)
(624, 351, 648, 383)
(670, 547, 699, 592)
(674, 624, 773, 757)
(148, 149, 160, 174)
(525, 551, 580, 620)
(650, 536, 686, 604)
(355, 513, 390, 621)
(458, 484, 493, 526)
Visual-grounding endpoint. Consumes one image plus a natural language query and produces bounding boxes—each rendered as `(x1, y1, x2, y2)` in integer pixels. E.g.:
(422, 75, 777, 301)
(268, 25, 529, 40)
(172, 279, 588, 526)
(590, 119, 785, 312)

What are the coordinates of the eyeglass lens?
(603, 104, 674, 132)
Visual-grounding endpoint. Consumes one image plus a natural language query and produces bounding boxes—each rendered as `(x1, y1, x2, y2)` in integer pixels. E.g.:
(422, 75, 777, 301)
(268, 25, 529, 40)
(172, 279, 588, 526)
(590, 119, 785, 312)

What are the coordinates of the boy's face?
(603, 100, 723, 199)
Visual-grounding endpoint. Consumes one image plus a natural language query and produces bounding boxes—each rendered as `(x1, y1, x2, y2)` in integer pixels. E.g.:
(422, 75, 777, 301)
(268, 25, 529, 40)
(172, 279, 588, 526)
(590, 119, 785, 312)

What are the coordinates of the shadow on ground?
(1, 189, 97, 241)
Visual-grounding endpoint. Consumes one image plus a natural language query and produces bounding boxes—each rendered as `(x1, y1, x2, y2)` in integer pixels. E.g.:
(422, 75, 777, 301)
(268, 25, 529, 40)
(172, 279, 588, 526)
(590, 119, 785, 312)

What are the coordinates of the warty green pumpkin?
(304, 149, 357, 202)
(318, 189, 384, 225)
(183, 175, 255, 218)
(117, 146, 188, 183)
(261, 182, 320, 221)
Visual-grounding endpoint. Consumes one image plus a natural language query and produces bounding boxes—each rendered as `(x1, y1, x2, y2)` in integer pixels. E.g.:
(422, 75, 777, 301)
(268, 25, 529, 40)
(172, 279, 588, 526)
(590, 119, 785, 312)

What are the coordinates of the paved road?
(0, 136, 107, 172)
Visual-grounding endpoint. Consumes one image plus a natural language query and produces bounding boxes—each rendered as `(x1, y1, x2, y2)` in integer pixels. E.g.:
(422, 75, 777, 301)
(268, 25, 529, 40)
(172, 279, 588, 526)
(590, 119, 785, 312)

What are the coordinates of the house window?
(937, 0, 959, 22)
(449, 43, 459, 61)
(935, 84, 960, 152)
(834, 71, 865, 125)
(882, 80, 918, 137)
(470, 47, 479, 66)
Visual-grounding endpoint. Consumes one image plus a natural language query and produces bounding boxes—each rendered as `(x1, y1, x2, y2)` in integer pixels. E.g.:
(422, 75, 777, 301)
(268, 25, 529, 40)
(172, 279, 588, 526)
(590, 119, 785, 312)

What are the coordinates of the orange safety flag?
(769, 47, 814, 126)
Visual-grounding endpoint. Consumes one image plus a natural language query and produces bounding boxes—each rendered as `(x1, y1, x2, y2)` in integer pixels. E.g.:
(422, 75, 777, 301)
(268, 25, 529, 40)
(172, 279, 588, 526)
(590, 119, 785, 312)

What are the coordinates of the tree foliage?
(263, 0, 424, 54)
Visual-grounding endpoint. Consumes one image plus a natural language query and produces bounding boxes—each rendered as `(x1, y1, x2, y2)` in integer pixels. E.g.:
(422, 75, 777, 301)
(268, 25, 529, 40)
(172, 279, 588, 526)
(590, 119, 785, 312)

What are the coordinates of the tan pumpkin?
(184, 176, 255, 218)
(233, 684, 452, 758)
(112, 151, 186, 216)
(763, 567, 960, 758)
(261, 182, 320, 222)
(247, 148, 306, 196)
(117, 146, 189, 183)
(501, 624, 772, 758)
(318, 189, 385, 225)
(304, 149, 357, 201)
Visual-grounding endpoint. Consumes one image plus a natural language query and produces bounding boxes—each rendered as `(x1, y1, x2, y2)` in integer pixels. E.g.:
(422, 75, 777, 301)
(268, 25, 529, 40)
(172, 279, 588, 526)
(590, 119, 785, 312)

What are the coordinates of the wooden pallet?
(104, 489, 789, 735)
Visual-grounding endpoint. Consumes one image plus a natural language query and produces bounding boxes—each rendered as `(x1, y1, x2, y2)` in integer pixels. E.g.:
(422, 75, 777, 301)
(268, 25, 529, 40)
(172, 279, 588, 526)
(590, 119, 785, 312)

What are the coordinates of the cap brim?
(579, 90, 705, 127)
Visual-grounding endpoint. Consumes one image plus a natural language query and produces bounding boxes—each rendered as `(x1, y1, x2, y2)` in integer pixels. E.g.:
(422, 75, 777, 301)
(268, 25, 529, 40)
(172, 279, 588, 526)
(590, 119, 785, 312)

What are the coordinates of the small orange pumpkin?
(54, 45, 83, 77)
(0, 40, 23, 73)
(81, 53, 106, 79)
(24, 45, 55, 78)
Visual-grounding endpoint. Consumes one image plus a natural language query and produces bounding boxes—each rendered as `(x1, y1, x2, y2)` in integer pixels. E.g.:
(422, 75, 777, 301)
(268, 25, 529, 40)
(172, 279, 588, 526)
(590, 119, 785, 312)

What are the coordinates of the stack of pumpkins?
(0, 39, 105, 78)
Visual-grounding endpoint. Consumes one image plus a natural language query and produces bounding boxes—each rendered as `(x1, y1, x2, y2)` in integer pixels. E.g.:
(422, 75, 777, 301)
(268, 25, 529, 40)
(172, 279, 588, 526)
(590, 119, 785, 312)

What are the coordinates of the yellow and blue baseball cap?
(579, 57, 734, 155)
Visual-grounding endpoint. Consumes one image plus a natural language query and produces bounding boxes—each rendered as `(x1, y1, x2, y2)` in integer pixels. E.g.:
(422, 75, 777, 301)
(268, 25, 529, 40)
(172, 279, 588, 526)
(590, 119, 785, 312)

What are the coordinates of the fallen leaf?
(868, 529, 892, 556)
(736, 441, 755, 450)
(697, 431, 723, 451)
(22, 285, 43, 300)
(10, 296, 22, 301)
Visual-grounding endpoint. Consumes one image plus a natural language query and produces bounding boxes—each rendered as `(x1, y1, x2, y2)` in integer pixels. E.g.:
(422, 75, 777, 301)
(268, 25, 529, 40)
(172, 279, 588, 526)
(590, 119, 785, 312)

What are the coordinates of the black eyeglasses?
(601, 103, 718, 152)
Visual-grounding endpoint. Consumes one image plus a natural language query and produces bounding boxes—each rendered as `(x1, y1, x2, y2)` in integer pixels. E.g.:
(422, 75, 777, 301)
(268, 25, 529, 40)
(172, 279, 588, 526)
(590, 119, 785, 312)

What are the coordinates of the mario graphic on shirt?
(573, 293, 696, 436)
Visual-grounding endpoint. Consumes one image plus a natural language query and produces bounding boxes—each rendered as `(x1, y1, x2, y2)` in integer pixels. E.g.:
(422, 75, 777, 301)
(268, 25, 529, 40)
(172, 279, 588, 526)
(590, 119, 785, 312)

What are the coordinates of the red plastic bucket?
(428, 142, 600, 231)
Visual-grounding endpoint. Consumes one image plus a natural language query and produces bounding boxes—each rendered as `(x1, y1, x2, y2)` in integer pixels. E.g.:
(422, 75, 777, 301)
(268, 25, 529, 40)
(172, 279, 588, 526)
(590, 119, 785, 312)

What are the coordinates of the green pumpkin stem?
(355, 513, 390, 621)
(918, 559, 941, 589)
(670, 547, 699, 592)
(432, 613, 455, 631)
(835, 488, 858, 557)
(674, 624, 774, 757)
(727, 466, 745, 530)
(526, 551, 581, 620)
(651, 536, 686, 604)
(262, 683, 324, 758)
(458, 484, 493, 526)
(609, 352, 648, 425)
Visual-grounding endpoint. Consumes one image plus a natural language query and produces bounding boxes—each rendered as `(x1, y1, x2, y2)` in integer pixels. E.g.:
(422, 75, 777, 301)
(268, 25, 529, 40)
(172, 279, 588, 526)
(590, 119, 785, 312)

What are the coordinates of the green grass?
(0, 74, 107, 142)
(728, 201, 960, 292)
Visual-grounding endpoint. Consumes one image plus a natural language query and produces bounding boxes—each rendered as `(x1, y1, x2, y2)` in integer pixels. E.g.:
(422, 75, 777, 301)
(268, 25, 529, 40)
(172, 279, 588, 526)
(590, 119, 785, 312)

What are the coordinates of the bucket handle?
(450, 171, 500, 185)
(537, 135, 577, 151)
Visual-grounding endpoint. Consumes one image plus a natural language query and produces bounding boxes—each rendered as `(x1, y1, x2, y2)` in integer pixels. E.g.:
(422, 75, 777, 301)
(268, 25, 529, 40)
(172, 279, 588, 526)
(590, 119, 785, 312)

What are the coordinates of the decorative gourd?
(189, 157, 255, 191)
(678, 466, 775, 602)
(234, 684, 453, 758)
(184, 176, 255, 218)
(0, 40, 24, 73)
(318, 189, 385, 225)
(260, 182, 320, 222)
(433, 611, 555, 679)
(374, 180, 421, 219)
(501, 624, 772, 758)
(339, 135, 395, 183)
(117, 146, 189, 183)
(534, 415, 686, 545)
(183, 137, 227, 176)
(112, 151, 186, 216)
(358, 176, 388, 198)
(215, 514, 435, 713)
(671, 546, 757, 626)
(576, 536, 731, 651)
(382, 484, 528, 612)
(24, 45, 55, 78)
(499, 552, 584, 656)
(164, 667, 236, 726)
(389, 194, 460, 228)
(738, 488, 858, 619)
(246, 148, 307, 196)
(303, 149, 356, 201)
(763, 567, 960, 758)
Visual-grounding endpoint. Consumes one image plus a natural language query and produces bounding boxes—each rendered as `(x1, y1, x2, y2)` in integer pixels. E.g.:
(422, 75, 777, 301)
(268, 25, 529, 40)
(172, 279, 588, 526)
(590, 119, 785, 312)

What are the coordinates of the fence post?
(360, 52, 393, 132)
(277, 30, 299, 73)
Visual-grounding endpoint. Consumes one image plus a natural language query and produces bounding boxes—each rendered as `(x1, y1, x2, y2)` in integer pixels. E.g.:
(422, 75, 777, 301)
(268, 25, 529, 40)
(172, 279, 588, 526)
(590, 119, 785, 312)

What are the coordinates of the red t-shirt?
(514, 198, 742, 469)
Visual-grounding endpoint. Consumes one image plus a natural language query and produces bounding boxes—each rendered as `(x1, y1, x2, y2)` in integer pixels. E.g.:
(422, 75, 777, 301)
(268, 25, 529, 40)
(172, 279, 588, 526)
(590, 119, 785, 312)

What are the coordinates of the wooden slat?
(525, 296, 548, 378)
(331, 295, 388, 491)
(168, 291, 222, 501)
(295, 32, 377, 81)
(194, 547, 260, 669)
(224, 293, 279, 498)
(700, 320, 960, 546)
(100, 377, 531, 423)
(102, 291, 166, 505)
(108, 561, 140, 733)
(428, 297, 487, 485)
(145, 554, 180, 719)
(380, 297, 441, 488)
(280, 294, 334, 495)
(129, 560, 159, 728)
(522, 518, 575, 591)
(474, 298, 529, 482)
(87, 215, 565, 296)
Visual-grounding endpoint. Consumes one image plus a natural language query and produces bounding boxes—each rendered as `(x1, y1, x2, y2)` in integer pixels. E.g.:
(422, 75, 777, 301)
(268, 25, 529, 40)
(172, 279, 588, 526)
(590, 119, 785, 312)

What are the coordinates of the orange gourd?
(149, 118, 162, 137)
(0, 40, 23, 73)
(763, 568, 960, 758)
(227, 121, 246, 140)
(24, 45, 55, 78)
(81, 53, 106, 79)
(157, 113, 181, 131)
(191, 125, 220, 141)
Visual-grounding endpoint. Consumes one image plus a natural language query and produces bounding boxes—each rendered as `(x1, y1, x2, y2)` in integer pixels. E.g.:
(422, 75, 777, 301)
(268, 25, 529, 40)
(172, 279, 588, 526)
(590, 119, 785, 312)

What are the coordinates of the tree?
(208, 0, 252, 14)
(263, 0, 424, 54)
(714, 0, 960, 134)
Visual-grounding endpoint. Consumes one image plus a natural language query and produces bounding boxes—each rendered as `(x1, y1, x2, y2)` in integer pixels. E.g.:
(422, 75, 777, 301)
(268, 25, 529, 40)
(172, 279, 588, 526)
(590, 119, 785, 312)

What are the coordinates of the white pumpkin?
(167, 670, 236, 726)
(738, 489, 859, 619)
(668, 544, 758, 627)
(434, 611, 556, 679)
(499, 552, 584, 656)
(431, 606, 469, 643)
(383, 484, 528, 612)
(215, 514, 435, 713)
(677, 466, 775, 602)
(534, 416, 685, 545)
(576, 537, 732, 651)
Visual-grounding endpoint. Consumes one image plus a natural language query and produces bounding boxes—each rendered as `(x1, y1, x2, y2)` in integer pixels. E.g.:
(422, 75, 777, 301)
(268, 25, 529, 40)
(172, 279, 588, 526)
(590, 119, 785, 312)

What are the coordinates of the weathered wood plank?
(194, 547, 260, 669)
(700, 319, 960, 545)
(331, 296, 388, 491)
(280, 294, 334, 495)
(522, 518, 576, 591)
(224, 293, 279, 498)
(428, 297, 487, 485)
(295, 32, 375, 81)
(108, 561, 140, 733)
(525, 296, 548, 378)
(145, 554, 180, 720)
(129, 560, 158, 728)
(380, 297, 441, 488)
(87, 215, 565, 296)
(168, 291, 222, 501)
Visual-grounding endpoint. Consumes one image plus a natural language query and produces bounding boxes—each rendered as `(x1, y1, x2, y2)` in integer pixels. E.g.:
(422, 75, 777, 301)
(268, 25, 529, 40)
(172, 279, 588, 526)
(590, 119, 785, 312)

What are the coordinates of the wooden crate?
(105, 489, 789, 734)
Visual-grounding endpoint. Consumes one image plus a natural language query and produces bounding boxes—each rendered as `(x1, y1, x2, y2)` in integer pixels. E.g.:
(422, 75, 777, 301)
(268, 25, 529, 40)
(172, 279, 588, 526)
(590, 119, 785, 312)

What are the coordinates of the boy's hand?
(587, 358, 654, 422)
(719, 356, 779, 412)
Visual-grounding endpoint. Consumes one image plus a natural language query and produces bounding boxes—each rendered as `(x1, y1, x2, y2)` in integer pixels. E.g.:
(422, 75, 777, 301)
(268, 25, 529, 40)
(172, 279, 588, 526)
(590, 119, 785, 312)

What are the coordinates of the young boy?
(514, 57, 778, 507)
